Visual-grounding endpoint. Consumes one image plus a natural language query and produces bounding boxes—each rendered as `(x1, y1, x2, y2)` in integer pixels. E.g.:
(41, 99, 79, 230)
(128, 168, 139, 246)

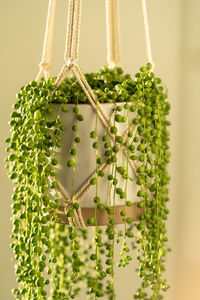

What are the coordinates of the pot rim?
(50, 102, 126, 106)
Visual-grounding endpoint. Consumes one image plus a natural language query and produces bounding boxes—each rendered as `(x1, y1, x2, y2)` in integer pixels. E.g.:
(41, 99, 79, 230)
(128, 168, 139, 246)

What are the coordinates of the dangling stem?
(95, 98, 99, 299)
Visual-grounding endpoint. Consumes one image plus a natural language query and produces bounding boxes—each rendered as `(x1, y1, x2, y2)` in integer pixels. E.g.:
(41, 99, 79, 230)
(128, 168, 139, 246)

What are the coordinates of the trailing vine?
(6, 63, 170, 300)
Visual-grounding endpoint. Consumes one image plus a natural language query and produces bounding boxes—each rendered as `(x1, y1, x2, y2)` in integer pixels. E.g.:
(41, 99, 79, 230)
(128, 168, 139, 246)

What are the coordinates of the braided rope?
(77, 207, 86, 228)
(140, 0, 154, 68)
(74, 126, 136, 202)
(105, 0, 121, 68)
(36, 0, 56, 82)
(64, 0, 81, 63)
(55, 0, 82, 88)
(73, 0, 81, 62)
(72, 64, 139, 175)
(74, 210, 82, 227)
(64, 0, 75, 63)
(72, 64, 112, 129)
(75, 162, 109, 202)
(54, 61, 72, 87)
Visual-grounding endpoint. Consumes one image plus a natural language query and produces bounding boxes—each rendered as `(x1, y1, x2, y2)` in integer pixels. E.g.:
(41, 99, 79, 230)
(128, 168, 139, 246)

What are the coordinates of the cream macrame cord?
(55, 0, 82, 87)
(36, 0, 56, 82)
(140, 0, 154, 68)
(105, 0, 121, 68)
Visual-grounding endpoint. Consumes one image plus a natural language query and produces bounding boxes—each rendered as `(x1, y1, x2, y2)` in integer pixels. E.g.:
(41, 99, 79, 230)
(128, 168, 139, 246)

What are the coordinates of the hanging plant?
(6, 0, 171, 299)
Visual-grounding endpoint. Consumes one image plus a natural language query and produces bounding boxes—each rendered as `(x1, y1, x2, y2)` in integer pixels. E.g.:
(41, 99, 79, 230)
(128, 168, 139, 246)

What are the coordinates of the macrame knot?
(64, 202, 73, 213)
(39, 62, 51, 71)
(64, 58, 74, 69)
(64, 203, 86, 228)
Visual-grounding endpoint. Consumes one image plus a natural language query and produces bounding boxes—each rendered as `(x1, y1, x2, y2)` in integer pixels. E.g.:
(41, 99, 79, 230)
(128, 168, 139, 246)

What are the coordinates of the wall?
(174, 1, 200, 299)
(0, 0, 199, 299)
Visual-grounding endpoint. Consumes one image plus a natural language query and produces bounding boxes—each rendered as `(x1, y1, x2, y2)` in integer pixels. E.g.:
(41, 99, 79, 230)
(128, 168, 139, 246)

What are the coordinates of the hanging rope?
(64, 0, 75, 65)
(72, 0, 81, 62)
(105, 0, 121, 68)
(64, 0, 82, 64)
(72, 64, 138, 174)
(36, 0, 56, 82)
(55, 0, 82, 87)
(140, 0, 154, 68)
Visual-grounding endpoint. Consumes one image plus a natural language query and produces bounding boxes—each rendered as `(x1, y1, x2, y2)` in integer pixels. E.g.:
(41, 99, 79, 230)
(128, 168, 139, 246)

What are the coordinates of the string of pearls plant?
(6, 63, 171, 300)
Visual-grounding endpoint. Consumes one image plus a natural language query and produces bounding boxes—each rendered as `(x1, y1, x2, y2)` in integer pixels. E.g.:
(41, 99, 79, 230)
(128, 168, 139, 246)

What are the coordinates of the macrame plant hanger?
(36, 0, 154, 228)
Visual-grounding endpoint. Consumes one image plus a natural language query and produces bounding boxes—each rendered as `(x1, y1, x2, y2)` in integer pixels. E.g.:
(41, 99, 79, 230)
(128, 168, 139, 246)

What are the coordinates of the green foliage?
(6, 63, 170, 300)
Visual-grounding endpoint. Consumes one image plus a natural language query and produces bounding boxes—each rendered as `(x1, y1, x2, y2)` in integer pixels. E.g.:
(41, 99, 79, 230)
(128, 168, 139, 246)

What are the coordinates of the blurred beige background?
(0, 0, 200, 299)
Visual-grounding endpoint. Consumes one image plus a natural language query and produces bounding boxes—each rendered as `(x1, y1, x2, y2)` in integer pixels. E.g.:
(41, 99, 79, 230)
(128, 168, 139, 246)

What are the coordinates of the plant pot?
(49, 103, 143, 225)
